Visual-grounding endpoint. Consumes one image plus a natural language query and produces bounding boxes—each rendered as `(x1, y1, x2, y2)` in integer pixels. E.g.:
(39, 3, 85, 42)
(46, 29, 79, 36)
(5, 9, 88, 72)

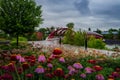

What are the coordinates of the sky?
(35, 0, 120, 31)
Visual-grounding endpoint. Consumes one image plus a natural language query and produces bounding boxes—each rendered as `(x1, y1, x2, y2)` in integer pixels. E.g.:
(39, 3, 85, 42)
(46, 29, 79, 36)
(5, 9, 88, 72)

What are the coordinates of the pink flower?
(35, 66, 45, 74)
(73, 63, 83, 69)
(96, 74, 105, 80)
(19, 57, 25, 62)
(59, 57, 65, 63)
(67, 65, 73, 70)
(85, 67, 94, 74)
(16, 54, 21, 60)
(68, 67, 76, 75)
(38, 54, 46, 63)
(80, 73, 86, 79)
(47, 63, 53, 68)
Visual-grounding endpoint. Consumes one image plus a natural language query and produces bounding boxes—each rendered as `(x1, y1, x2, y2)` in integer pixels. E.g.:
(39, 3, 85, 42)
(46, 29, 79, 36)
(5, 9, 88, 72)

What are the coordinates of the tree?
(66, 22, 74, 29)
(63, 23, 75, 44)
(0, 0, 43, 47)
(95, 29, 101, 34)
(38, 28, 47, 40)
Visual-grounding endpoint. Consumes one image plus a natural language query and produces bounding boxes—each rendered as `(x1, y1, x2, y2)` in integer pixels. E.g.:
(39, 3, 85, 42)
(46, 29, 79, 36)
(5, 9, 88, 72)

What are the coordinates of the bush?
(73, 31, 85, 46)
(88, 36, 106, 49)
(62, 29, 75, 45)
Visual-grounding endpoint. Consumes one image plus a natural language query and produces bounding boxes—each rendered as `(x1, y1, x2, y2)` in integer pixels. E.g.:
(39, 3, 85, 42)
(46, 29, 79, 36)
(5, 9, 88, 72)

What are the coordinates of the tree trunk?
(16, 34, 19, 48)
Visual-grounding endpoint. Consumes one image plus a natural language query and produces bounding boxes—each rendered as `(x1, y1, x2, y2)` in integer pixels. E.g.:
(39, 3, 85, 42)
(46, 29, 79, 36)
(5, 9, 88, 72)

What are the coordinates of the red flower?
(10, 54, 17, 61)
(88, 60, 96, 64)
(22, 62, 29, 70)
(26, 73, 33, 78)
(108, 75, 115, 80)
(115, 67, 120, 72)
(7, 63, 15, 72)
(30, 60, 36, 66)
(17, 67, 23, 74)
(93, 65, 103, 71)
(53, 54, 60, 58)
(1, 73, 13, 80)
(53, 68, 64, 77)
(53, 48, 62, 55)
(111, 72, 119, 78)
(45, 73, 54, 78)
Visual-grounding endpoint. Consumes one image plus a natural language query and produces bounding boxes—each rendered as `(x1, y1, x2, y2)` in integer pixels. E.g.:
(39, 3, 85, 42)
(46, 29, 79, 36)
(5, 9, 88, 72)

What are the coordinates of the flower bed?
(0, 46, 120, 80)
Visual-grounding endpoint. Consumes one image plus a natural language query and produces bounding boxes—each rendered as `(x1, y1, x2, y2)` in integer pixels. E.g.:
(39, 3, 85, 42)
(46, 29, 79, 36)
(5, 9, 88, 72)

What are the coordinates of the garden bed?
(0, 43, 120, 80)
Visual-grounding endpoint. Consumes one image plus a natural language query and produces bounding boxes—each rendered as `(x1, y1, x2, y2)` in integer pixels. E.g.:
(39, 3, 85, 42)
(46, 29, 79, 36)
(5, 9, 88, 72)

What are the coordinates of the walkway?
(28, 41, 120, 57)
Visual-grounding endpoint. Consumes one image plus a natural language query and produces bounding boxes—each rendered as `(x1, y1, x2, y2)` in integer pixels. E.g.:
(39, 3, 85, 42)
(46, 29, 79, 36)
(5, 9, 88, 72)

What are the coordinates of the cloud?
(74, 0, 91, 15)
(35, 0, 120, 31)
(90, 0, 120, 19)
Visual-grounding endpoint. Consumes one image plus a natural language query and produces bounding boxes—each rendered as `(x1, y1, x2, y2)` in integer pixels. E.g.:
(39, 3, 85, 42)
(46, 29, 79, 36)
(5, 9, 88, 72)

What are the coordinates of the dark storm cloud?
(74, 0, 91, 15)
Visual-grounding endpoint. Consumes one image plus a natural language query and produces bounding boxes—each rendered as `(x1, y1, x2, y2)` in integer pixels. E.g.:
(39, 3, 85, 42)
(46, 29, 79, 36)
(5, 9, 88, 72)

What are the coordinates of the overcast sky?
(35, 0, 120, 31)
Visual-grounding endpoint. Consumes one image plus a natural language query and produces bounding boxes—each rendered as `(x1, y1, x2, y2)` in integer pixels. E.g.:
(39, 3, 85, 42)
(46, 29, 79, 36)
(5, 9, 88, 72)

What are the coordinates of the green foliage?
(0, 0, 43, 46)
(10, 37, 28, 49)
(11, 36, 28, 43)
(73, 31, 85, 46)
(62, 28, 75, 45)
(63, 29, 86, 46)
(66, 22, 74, 29)
(38, 28, 48, 40)
(29, 33, 38, 41)
(88, 36, 106, 49)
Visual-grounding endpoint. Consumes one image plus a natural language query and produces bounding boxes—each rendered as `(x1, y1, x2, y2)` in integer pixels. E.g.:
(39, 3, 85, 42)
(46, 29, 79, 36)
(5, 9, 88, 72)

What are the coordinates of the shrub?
(62, 29, 75, 45)
(73, 31, 85, 46)
(88, 36, 106, 49)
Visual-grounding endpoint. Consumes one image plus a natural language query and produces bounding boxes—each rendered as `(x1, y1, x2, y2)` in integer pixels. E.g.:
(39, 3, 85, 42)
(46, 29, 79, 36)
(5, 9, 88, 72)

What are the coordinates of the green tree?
(0, 0, 43, 47)
(63, 23, 75, 44)
(66, 22, 74, 29)
(38, 28, 47, 40)
(95, 28, 102, 34)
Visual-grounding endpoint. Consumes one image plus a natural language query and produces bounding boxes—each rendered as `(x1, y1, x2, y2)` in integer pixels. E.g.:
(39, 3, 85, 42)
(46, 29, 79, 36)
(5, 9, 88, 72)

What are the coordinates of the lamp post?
(84, 32, 88, 51)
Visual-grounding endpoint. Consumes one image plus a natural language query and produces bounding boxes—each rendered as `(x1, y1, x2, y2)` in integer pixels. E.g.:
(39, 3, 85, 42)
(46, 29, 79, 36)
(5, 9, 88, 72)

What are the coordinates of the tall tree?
(66, 22, 74, 29)
(0, 0, 43, 46)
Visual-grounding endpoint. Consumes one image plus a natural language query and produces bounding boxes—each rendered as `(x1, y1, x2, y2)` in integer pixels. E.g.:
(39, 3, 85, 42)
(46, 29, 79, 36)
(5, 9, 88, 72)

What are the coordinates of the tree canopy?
(0, 0, 43, 36)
